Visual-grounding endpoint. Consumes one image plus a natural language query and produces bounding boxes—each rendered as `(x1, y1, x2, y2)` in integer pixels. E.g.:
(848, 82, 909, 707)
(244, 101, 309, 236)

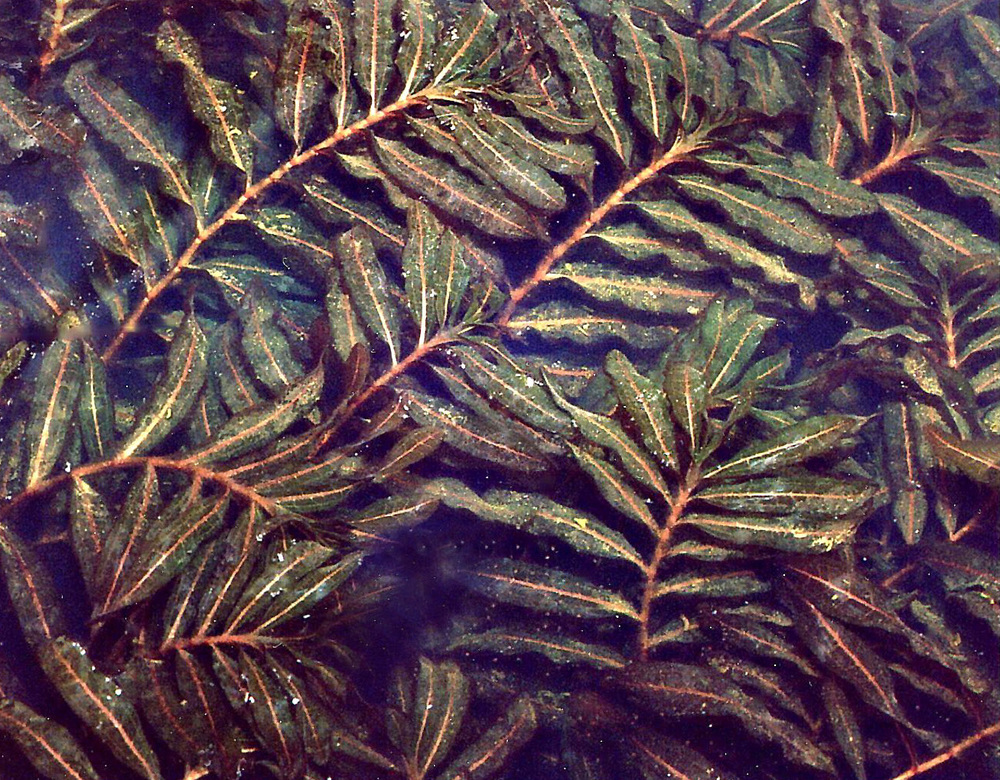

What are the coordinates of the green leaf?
(373, 136, 537, 238)
(695, 476, 879, 516)
(0, 698, 100, 780)
(401, 202, 442, 345)
(157, 21, 254, 174)
(237, 650, 304, 776)
(682, 512, 859, 553)
(397, 0, 438, 97)
(703, 415, 864, 480)
(436, 697, 537, 780)
(274, 12, 326, 150)
(354, 0, 395, 114)
(469, 559, 639, 620)
(545, 261, 715, 315)
(451, 629, 626, 669)
(77, 343, 113, 461)
(404, 391, 549, 471)
(604, 350, 678, 471)
(116, 312, 208, 458)
(373, 428, 443, 480)
(612, 1, 669, 142)
(237, 288, 304, 392)
(338, 226, 402, 364)
(476, 112, 595, 176)
(0, 531, 67, 647)
(100, 491, 230, 615)
(185, 364, 323, 465)
(39, 639, 161, 780)
(636, 200, 816, 308)
(455, 345, 571, 435)
(69, 478, 110, 596)
(407, 659, 469, 778)
(568, 442, 658, 534)
(821, 680, 867, 780)
(65, 62, 194, 212)
(537, 0, 632, 162)
(442, 107, 566, 212)
(0, 75, 81, 156)
(926, 425, 1000, 488)
(674, 175, 833, 256)
(707, 150, 879, 217)
(24, 336, 81, 487)
(663, 362, 707, 453)
(430, 0, 499, 86)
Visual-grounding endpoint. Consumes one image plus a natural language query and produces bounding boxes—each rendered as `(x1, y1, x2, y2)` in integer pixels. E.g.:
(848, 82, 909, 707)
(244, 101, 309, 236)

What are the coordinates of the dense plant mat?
(0, 0, 997, 778)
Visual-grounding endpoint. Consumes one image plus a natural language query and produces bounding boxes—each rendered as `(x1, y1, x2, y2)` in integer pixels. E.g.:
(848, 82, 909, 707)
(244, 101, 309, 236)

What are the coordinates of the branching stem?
(497, 132, 708, 327)
(888, 721, 1000, 780)
(101, 88, 448, 364)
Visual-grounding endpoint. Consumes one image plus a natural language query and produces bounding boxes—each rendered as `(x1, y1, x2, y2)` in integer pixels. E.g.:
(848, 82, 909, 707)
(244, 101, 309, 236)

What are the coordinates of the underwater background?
(0, 0, 998, 778)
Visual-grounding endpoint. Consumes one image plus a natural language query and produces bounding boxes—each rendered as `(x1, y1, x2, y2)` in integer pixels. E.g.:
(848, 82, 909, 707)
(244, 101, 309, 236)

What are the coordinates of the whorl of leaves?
(0, 1, 996, 780)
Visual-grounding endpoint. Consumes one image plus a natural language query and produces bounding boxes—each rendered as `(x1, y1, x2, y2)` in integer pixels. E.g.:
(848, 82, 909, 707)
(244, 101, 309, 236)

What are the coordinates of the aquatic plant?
(0, 0, 996, 779)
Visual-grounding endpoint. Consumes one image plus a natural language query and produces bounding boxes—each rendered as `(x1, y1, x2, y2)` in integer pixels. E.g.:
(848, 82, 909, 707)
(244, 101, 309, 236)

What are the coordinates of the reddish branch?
(101, 87, 453, 364)
(497, 131, 709, 327)
(635, 469, 698, 661)
(888, 720, 1000, 780)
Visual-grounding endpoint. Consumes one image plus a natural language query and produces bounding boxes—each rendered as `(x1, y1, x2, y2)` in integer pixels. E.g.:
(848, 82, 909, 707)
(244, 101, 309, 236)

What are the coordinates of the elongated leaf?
(442, 107, 566, 212)
(40, 639, 161, 780)
(789, 598, 908, 725)
(237, 288, 304, 392)
(612, 2, 669, 142)
(116, 312, 208, 458)
(568, 443, 657, 534)
(157, 21, 253, 174)
(707, 150, 879, 217)
(452, 629, 626, 669)
(69, 478, 109, 595)
(878, 193, 996, 272)
(338, 226, 402, 364)
(537, 0, 632, 162)
(431, 0, 498, 86)
(238, 651, 304, 776)
(373, 137, 536, 238)
(437, 697, 537, 780)
(398, 0, 438, 97)
(695, 476, 878, 516)
(65, 62, 194, 210)
(674, 175, 833, 255)
(402, 202, 441, 345)
(812, 0, 878, 148)
(469, 559, 639, 620)
(274, 12, 325, 150)
(0, 530, 66, 647)
(821, 679, 867, 780)
(25, 337, 81, 487)
(629, 732, 739, 780)
(926, 425, 1000, 488)
(0, 75, 81, 156)
(456, 346, 571, 435)
(355, 0, 395, 113)
(703, 610, 818, 676)
(546, 261, 714, 315)
(703, 415, 864, 480)
(615, 661, 833, 773)
(636, 200, 816, 308)
(0, 698, 100, 780)
(404, 391, 548, 471)
(407, 659, 469, 778)
(683, 510, 859, 553)
(186, 364, 323, 465)
(664, 362, 706, 453)
(605, 350, 678, 470)
(477, 111, 594, 176)
(77, 343, 113, 461)
(102, 491, 230, 615)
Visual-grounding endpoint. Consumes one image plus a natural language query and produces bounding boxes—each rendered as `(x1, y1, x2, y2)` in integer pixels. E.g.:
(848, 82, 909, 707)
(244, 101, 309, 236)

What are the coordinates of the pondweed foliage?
(0, 0, 997, 778)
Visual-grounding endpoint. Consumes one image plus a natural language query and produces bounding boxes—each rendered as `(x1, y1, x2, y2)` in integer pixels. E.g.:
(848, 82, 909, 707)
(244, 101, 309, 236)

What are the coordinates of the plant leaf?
(0, 698, 100, 780)
(116, 312, 208, 458)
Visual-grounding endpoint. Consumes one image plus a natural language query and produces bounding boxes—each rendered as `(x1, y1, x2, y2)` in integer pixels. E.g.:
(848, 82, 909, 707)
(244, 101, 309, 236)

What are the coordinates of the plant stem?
(101, 89, 444, 364)
(636, 471, 696, 661)
(888, 721, 1000, 780)
(497, 132, 707, 327)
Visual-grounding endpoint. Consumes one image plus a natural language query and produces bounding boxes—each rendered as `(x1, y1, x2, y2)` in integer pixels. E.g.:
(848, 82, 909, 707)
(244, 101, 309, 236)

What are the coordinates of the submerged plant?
(0, 1, 996, 779)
